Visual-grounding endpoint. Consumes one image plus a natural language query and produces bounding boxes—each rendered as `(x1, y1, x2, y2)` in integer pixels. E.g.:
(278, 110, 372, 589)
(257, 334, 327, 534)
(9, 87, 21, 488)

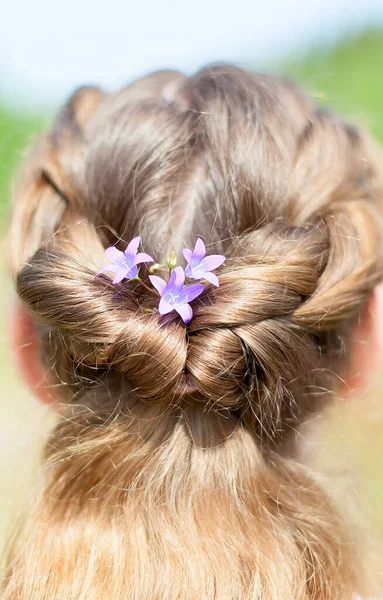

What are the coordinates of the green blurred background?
(1, 28, 383, 579)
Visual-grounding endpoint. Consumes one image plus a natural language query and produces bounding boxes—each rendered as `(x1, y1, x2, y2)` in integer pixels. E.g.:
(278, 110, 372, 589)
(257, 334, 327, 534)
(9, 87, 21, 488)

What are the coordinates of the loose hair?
(4, 66, 383, 599)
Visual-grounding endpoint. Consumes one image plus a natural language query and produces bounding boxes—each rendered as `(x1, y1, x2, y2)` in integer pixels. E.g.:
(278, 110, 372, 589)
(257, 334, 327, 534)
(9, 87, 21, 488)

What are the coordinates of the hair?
(3, 65, 383, 599)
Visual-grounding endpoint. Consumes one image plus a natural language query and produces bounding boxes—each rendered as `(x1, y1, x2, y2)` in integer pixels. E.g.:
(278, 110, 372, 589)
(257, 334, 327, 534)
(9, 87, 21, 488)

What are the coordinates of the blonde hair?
(4, 66, 383, 599)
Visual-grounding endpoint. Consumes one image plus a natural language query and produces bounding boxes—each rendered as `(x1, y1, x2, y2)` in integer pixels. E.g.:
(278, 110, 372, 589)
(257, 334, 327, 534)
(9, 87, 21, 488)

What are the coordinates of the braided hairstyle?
(5, 66, 383, 599)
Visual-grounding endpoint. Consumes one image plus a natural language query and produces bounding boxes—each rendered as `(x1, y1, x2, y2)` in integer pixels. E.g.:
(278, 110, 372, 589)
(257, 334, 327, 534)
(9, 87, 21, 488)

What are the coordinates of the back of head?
(4, 66, 383, 599)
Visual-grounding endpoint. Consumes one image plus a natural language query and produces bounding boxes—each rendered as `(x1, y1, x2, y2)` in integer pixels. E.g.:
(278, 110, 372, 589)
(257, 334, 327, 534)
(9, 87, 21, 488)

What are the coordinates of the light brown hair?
(4, 66, 383, 599)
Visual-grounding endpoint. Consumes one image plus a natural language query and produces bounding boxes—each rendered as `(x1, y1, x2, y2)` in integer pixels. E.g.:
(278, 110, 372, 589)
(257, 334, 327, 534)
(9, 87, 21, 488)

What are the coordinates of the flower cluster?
(96, 237, 226, 323)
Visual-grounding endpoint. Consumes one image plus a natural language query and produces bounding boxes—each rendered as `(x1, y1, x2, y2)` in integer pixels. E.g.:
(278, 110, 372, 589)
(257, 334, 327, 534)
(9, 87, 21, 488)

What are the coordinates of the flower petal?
(125, 236, 141, 258)
(167, 268, 176, 289)
(134, 252, 154, 265)
(175, 303, 193, 324)
(95, 264, 118, 277)
(193, 238, 206, 261)
(159, 297, 174, 315)
(112, 267, 129, 284)
(149, 275, 167, 296)
(105, 246, 125, 263)
(184, 263, 193, 278)
(182, 248, 193, 263)
(203, 271, 220, 287)
(200, 254, 226, 272)
(128, 265, 139, 279)
(187, 266, 205, 281)
(170, 266, 185, 291)
(182, 283, 205, 303)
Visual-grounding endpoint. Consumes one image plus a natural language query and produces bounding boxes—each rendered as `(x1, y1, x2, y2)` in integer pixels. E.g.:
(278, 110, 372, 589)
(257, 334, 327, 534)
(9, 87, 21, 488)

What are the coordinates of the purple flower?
(149, 266, 204, 323)
(183, 238, 226, 287)
(97, 236, 154, 284)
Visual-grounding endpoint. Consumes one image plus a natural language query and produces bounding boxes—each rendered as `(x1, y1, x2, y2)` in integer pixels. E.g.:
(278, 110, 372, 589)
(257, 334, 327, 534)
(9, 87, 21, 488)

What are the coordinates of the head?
(4, 66, 383, 599)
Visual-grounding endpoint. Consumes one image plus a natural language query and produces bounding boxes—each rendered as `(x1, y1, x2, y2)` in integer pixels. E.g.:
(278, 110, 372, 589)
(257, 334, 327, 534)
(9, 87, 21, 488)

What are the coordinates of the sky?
(1, 0, 383, 109)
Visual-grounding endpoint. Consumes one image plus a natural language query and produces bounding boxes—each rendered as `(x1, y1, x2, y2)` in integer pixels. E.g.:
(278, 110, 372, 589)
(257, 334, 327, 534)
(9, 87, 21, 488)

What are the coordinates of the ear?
(11, 298, 57, 405)
(340, 284, 383, 397)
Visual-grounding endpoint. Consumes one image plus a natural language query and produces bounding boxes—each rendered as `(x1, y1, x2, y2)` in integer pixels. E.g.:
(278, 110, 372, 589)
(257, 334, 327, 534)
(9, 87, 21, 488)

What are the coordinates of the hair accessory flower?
(96, 236, 154, 284)
(149, 266, 204, 324)
(96, 236, 226, 323)
(183, 238, 226, 287)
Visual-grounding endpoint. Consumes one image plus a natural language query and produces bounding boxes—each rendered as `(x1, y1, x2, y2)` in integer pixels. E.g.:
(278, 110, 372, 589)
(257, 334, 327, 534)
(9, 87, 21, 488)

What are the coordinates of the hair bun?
(16, 221, 332, 438)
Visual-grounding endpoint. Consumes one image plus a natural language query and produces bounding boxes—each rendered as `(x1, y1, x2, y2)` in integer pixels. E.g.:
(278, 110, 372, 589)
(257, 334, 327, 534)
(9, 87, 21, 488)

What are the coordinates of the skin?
(11, 299, 56, 405)
(10, 285, 383, 406)
(339, 284, 383, 397)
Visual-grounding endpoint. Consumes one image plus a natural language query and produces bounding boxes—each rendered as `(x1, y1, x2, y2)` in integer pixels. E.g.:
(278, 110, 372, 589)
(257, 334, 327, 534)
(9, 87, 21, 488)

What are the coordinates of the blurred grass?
(0, 28, 383, 576)
(0, 109, 44, 219)
(281, 28, 383, 142)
